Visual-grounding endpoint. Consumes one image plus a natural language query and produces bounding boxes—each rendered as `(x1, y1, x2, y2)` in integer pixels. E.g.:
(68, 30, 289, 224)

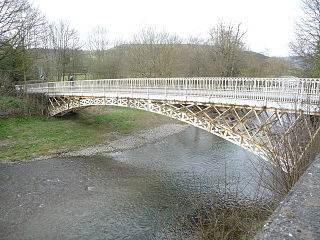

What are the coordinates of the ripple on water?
(0, 127, 265, 240)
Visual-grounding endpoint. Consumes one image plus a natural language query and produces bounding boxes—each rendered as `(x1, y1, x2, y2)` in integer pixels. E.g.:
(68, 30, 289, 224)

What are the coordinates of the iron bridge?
(17, 77, 320, 166)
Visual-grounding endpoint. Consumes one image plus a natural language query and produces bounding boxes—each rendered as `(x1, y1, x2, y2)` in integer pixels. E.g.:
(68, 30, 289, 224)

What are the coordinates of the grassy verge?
(0, 96, 28, 110)
(0, 96, 32, 117)
(0, 106, 176, 161)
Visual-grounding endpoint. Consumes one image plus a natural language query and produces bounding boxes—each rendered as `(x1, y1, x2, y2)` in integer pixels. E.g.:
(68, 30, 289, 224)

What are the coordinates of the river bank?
(4, 123, 189, 164)
(0, 106, 187, 162)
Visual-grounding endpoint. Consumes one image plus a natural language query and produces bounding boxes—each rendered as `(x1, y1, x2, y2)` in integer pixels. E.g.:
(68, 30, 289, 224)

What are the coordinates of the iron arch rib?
(47, 96, 320, 164)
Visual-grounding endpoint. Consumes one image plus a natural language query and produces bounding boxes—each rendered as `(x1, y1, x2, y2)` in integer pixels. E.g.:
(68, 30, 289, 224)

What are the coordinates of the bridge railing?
(16, 77, 320, 109)
(16, 78, 320, 114)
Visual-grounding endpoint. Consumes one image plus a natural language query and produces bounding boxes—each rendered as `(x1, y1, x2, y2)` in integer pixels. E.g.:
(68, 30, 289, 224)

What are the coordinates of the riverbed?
(0, 126, 262, 240)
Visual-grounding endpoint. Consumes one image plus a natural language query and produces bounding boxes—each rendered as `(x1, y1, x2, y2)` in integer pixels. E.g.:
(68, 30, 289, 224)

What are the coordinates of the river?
(0, 126, 263, 240)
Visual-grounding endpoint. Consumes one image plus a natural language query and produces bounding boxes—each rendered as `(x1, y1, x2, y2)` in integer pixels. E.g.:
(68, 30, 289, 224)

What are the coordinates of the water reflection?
(105, 127, 256, 181)
(100, 127, 262, 238)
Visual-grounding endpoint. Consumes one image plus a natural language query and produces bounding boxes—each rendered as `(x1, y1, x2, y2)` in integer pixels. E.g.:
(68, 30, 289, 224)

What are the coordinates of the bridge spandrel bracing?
(18, 77, 320, 166)
(45, 95, 320, 167)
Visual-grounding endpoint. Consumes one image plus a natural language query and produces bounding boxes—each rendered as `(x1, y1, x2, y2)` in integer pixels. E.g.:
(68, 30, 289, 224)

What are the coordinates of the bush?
(166, 176, 275, 240)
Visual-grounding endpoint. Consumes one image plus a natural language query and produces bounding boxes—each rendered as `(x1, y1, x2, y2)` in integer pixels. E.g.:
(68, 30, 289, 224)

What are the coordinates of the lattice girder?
(48, 96, 320, 165)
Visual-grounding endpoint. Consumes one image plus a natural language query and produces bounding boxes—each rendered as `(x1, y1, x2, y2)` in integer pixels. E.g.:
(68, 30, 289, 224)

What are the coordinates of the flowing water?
(0, 127, 264, 240)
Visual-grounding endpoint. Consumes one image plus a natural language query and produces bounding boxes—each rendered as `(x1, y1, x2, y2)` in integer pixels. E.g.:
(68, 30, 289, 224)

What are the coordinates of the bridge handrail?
(16, 77, 320, 105)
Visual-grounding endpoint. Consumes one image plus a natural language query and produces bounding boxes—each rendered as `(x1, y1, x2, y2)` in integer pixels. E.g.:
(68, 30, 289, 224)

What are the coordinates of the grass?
(0, 96, 28, 111)
(0, 106, 176, 161)
(0, 96, 31, 115)
(0, 95, 42, 118)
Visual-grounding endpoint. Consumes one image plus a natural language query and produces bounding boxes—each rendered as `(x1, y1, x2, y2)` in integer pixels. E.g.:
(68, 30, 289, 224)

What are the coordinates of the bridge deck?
(18, 77, 320, 115)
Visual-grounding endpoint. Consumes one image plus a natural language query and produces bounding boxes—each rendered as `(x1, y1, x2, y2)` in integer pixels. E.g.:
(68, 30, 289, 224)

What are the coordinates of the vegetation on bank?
(0, 105, 175, 161)
(0, 96, 28, 112)
(174, 199, 273, 240)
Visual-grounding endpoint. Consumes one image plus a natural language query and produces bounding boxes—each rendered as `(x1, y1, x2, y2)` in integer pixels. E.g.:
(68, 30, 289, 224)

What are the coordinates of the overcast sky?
(31, 0, 303, 57)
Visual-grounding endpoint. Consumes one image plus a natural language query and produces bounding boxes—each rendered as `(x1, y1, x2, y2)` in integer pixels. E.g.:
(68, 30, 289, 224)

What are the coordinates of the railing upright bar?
(264, 79, 268, 103)
(234, 79, 238, 99)
(91, 80, 93, 96)
(165, 78, 167, 99)
(103, 80, 105, 98)
(185, 78, 188, 101)
(147, 78, 149, 99)
(130, 78, 133, 97)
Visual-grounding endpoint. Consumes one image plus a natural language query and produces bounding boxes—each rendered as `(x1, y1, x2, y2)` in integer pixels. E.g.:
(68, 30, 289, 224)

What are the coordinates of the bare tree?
(86, 26, 121, 79)
(208, 22, 246, 77)
(0, 0, 45, 83)
(128, 27, 182, 77)
(0, 0, 44, 51)
(290, 0, 320, 76)
(87, 26, 109, 54)
(184, 36, 210, 77)
(47, 20, 80, 81)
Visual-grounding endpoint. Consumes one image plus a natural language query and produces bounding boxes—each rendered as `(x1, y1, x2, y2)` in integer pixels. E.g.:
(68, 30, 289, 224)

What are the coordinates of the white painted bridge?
(18, 77, 320, 168)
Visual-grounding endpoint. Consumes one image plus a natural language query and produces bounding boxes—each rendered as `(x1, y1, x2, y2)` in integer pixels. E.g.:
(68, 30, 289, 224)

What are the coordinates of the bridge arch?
(48, 95, 307, 163)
